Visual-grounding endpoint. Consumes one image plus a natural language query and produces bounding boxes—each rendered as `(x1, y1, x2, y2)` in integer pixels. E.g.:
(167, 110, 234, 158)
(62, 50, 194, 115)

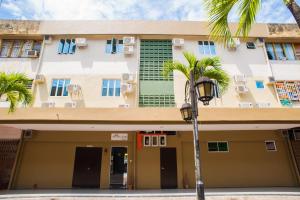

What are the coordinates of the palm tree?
(163, 51, 230, 94)
(204, 0, 300, 46)
(0, 72, 33, 112)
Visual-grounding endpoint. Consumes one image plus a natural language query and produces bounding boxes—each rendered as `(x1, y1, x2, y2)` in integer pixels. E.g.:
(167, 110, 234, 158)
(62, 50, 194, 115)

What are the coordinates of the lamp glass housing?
(195, 77, 215, 105)
(180, 103, 192, 121)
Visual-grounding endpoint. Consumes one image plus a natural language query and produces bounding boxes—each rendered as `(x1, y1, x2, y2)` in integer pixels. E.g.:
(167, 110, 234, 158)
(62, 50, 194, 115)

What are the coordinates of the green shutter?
(139, 40, 175, 107)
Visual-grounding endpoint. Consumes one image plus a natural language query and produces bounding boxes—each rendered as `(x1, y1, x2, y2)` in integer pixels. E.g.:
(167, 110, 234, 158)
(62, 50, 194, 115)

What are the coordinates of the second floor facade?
(0, 20, 300, 109)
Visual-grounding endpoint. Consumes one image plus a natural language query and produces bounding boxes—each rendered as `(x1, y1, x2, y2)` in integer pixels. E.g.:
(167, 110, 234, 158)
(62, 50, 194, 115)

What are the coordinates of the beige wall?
(13, 130, 298, 189)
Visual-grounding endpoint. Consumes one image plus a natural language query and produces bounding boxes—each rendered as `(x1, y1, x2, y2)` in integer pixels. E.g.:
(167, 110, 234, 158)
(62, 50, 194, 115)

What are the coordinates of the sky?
(0, 0, 299, 23)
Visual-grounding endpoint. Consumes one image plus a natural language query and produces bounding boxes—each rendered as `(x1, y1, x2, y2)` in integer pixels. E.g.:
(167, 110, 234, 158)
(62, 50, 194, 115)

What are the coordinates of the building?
(0, 20, 300, 190)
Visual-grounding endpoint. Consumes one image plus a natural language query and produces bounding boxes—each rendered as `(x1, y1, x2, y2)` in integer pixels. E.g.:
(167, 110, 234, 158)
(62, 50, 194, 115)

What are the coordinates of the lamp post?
(180, 61, 215, 200)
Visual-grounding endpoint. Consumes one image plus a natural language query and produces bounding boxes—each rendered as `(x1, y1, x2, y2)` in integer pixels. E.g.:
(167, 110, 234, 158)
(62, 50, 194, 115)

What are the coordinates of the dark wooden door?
(72, 147, 102, 188)
(160, 148, 178, 189)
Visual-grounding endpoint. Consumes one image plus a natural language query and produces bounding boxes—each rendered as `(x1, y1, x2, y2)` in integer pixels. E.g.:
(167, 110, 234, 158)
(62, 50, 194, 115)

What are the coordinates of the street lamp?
(180, 61, 216, 200)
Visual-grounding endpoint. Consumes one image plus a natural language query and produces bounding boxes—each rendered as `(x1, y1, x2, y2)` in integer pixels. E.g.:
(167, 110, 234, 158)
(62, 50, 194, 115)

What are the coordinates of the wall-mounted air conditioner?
(123, 37, 135, 45)
(67, 84, 81, 93)
(65, 102, 77, 108)
(228, 38, 240, 50)
(256, 102, 271, 108)
(172, 38, 184, 47)
(121, 73, 135, 83)
(44, 35, 52, 44)
(121, 83, 134, 94)
(119, 104, 130, 108)
(41, 101, 55, 108)
(235, 85, 248, 93)
(234, 74, 247, 83)
(35, 74, 45, 84)
(26, 50, 38, 58)
(124, 46, 134, 55)
(75, 38, 88, 47)
(239, 102, 253, 108)
(255, 37, 265, 47)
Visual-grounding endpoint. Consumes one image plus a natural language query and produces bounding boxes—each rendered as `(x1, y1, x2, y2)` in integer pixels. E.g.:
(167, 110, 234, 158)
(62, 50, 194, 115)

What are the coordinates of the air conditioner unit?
(172, 38, 184, 47)
(35, 74, 45, 84)
(23, 129, 33, 139)
(41, 101, 55, 108)
(119, 104, 130, 108)
(121, 73, 135, 83)
(234, 74, 247, 83)
(235, 85, 248, 93)
(293, 129, 300, 140)
(255, 37, 265, 47)
(267, 76, 276, 85)
(239, 102, 253, 108)
(234, 38, 241, 46)
(67, 84, 81, 93)
(123, 37, 135, 45)
(65, 102, 77, 108)
(228, 38, 240, 50)
(124, 46, 134, 55)
(44, 35, 52, 44)
(26, 50, 38, 58)
(75, 38, 88, 47)
(256, 102, 271, 108)
(121, 83, 134, 94)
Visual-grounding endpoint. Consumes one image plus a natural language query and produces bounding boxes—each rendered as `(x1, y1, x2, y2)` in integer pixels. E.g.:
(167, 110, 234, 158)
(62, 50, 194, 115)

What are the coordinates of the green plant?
(0, 72, 33, 112)
(163, 51, 230, 94)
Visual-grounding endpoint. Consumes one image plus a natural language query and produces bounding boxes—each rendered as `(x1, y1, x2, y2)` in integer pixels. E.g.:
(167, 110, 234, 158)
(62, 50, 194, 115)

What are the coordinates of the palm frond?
(203, 68, 230, 93)
(162, 60, 189, 79)
(236, 0, 261, 37)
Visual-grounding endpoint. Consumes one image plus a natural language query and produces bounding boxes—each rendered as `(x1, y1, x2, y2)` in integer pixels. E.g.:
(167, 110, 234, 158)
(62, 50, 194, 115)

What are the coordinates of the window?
(255, 81, 264, 89)
(208, 141, 229, 152)
(265, 43, 296, 60)
(105, 38, 123, 54)
(0, 39, 41, 58)
(101, 79, 121, 96)
(50, 79, 70, 96)
(58, 39, 76, 54)
(199, 41, 216, 55)
(246, 42, 256, 49)
(265, 141, 277, 151)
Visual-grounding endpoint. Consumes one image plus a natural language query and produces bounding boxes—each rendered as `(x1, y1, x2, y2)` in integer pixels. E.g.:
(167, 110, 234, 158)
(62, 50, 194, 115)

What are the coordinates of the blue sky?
(0, 0, 299, 23)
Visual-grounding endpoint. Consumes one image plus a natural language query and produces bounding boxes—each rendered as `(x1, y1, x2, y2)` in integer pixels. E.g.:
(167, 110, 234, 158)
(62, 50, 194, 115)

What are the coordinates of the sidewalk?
(0, 188, 300, 200)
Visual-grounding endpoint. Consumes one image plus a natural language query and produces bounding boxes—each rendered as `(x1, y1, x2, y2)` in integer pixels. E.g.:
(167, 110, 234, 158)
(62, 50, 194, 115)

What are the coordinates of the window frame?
(207, 141, 229, 153)
(49, 78, 71, 97)
(105, 38, 123, 54)
(266, 43, 296, 61)
(58, 38, 76, 55)
(0, 39, 41, 58)
(198, 41, 216, 56)
(265, 140, 277, 152)
(101, 79, 121, 97)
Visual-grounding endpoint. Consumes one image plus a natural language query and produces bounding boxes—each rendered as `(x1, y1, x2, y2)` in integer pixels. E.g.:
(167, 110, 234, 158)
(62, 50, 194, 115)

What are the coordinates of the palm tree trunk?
(286, 0, 300, 28)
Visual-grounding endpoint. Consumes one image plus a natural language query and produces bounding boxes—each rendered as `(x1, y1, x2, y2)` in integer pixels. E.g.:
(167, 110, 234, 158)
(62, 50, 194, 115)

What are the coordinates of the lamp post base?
(196, 180, 205, 200)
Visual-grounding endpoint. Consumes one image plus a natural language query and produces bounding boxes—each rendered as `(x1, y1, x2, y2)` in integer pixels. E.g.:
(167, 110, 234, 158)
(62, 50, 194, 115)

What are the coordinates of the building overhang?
(0, 108, 300, 131)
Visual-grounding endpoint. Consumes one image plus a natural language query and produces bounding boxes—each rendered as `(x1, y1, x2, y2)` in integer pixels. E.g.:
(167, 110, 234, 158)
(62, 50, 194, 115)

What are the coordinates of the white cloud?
(0, 0, 297, 23)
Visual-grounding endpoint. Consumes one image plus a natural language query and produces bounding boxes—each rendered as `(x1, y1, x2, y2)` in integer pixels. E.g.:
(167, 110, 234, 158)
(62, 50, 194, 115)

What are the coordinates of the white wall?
(271, 60, 300, 80)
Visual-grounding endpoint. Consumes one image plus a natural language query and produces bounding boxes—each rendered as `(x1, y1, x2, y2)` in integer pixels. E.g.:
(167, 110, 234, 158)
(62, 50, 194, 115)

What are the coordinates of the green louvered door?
(139, 40, 175, 107)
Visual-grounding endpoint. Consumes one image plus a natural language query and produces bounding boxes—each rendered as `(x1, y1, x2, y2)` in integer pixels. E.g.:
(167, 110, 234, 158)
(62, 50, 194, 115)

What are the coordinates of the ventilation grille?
(139, 95, 175, 107)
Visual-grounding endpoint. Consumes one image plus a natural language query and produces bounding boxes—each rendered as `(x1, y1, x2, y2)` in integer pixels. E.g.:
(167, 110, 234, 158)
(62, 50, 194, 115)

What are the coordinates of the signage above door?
(111, 133, 128, 141)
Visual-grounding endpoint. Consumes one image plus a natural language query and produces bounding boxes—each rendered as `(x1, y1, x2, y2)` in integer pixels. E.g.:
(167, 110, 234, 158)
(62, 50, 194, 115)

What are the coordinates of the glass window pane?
(210, 42, 216, 55)
(105, 44, 112, 53)
(256, 81, 264, 89)
(112, 38, 117, 53)
(208, 142, 218, 152)
(284, 44, 295, 60)
(0, 41, 12, 57)
(11, 40, 22, 57)
(56, 79, 64, 96)
(266, 43, 275, 60)
(33, 41, 41, 52)
(218, 142, 228, 151)
(274, 44, 285, 60)
(58, 39, 65, 54)
(69, 39, 76, 54)
(102, 80, 108, 96)
(108, 80, 115, 96)
(50, 79, 58, 96)
(198, 41, 204, 54)
(117, 44, 123, 53)
(107, 40, 111, 44)
(115, 80, 121, 96)
(21, 40, 33, 57)
(63, 39, 71, 54)
(63, 79, 70, 96)
(203, 41, 210, 55)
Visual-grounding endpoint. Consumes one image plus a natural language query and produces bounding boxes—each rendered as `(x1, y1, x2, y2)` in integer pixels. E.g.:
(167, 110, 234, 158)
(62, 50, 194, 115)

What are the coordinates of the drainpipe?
(7, 131, 24, 189)
(282, 130, 300, 185)
(31, 37, 46, 103)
